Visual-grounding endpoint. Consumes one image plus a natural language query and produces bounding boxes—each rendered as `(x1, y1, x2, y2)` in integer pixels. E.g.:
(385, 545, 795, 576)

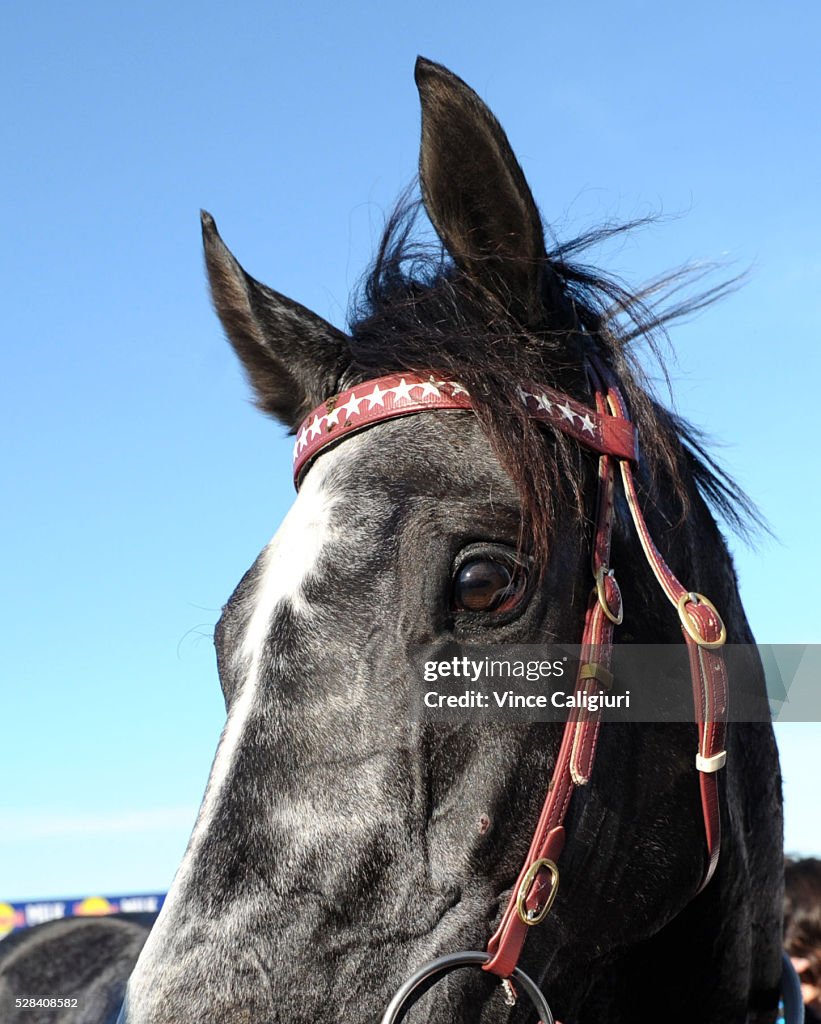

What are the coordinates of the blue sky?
(2, 1, 818, 901)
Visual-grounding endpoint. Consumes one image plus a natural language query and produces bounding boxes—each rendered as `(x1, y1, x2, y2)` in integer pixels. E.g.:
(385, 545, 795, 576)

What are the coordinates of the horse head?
(119, 59, 783, 1024)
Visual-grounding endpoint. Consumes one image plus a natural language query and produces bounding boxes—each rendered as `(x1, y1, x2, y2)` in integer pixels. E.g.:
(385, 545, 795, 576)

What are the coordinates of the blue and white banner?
(0, 893, 165, 939)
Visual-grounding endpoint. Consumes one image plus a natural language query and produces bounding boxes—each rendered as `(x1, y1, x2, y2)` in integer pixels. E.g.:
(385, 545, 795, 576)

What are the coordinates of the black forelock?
(343, 195, 762, 569)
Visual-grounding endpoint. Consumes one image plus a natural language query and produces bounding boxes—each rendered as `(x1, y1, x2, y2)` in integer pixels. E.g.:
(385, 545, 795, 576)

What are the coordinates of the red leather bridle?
(293, 365, 728, 984)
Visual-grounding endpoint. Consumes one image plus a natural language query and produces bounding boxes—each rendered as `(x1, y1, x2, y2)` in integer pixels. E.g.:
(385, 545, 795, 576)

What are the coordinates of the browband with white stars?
(292, 372, 638, 487)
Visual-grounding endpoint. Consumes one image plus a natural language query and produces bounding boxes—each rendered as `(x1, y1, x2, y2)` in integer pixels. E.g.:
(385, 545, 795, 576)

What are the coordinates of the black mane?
(346, 197, 761, 565)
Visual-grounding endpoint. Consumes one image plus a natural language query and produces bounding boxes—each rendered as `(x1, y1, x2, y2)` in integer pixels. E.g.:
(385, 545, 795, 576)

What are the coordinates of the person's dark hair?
(784, 858, 821, 980)
(782, 856, 818, 1015)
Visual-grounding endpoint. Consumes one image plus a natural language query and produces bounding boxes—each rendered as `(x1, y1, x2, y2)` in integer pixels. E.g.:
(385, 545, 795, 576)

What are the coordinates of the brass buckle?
(515, 858, 560, 926)
(676, 592, 727, 649)
(594, 565, 623, 625)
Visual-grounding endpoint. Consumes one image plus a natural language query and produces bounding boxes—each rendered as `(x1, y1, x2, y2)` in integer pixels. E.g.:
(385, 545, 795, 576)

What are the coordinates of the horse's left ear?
(201, 211, 351, 430)
(415, 57, 547, 324)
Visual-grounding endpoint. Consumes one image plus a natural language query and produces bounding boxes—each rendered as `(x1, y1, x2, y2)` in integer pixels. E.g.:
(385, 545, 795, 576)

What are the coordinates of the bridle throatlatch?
(293, 364, 729, 986)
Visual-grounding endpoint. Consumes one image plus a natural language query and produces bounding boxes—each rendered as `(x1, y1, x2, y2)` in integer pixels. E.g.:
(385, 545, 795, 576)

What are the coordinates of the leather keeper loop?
(696, 750, 727, 773)
(578, 662, 614, 690)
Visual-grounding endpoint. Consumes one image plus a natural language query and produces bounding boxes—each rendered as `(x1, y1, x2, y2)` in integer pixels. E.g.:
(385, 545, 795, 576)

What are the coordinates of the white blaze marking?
(124, 443, 352, 1011)
(193, 460, 333, 837)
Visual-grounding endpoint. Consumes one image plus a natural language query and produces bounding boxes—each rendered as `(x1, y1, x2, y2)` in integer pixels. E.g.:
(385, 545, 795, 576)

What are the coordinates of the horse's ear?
(201, 211, 351, 430)
(415, 57, 547, 324)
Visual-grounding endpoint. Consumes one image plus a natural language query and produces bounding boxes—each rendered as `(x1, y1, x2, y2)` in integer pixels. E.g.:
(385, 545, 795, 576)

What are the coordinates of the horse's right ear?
(201, 211, 351, 430)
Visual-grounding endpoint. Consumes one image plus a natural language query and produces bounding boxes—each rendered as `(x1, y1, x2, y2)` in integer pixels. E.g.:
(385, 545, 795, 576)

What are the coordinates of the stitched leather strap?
(292, 374, 638, 486)
(484, 362, 621, 977)
(606, 381, 726, 889)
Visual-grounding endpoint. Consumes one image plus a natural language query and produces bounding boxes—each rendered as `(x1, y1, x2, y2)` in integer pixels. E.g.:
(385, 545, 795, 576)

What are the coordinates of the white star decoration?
(365, 383, 387, 408)
(417, 380, 441, 399)
(308, 414, 323, 439)
(390, 378, 418, 403)
(296, 425, 309, 451)
(558, 401, 577, 423)
(517, 389, 597, 432)
(325, 405, 341, 427)
(341, 391, 364, 418)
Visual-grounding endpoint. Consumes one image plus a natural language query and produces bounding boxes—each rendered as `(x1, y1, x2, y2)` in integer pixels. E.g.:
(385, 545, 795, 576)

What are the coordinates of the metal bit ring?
(380, 950, 555, 1024)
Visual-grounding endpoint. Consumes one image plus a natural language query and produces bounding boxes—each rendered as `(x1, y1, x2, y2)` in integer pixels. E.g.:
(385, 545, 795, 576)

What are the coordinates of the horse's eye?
(452, 558, 526, 613)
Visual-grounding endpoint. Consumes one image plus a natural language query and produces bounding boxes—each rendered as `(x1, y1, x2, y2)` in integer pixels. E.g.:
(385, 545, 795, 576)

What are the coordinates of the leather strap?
(484, 362, 621, 977)
(606, 381, 726, 889)
(292, 374, 638, 487)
